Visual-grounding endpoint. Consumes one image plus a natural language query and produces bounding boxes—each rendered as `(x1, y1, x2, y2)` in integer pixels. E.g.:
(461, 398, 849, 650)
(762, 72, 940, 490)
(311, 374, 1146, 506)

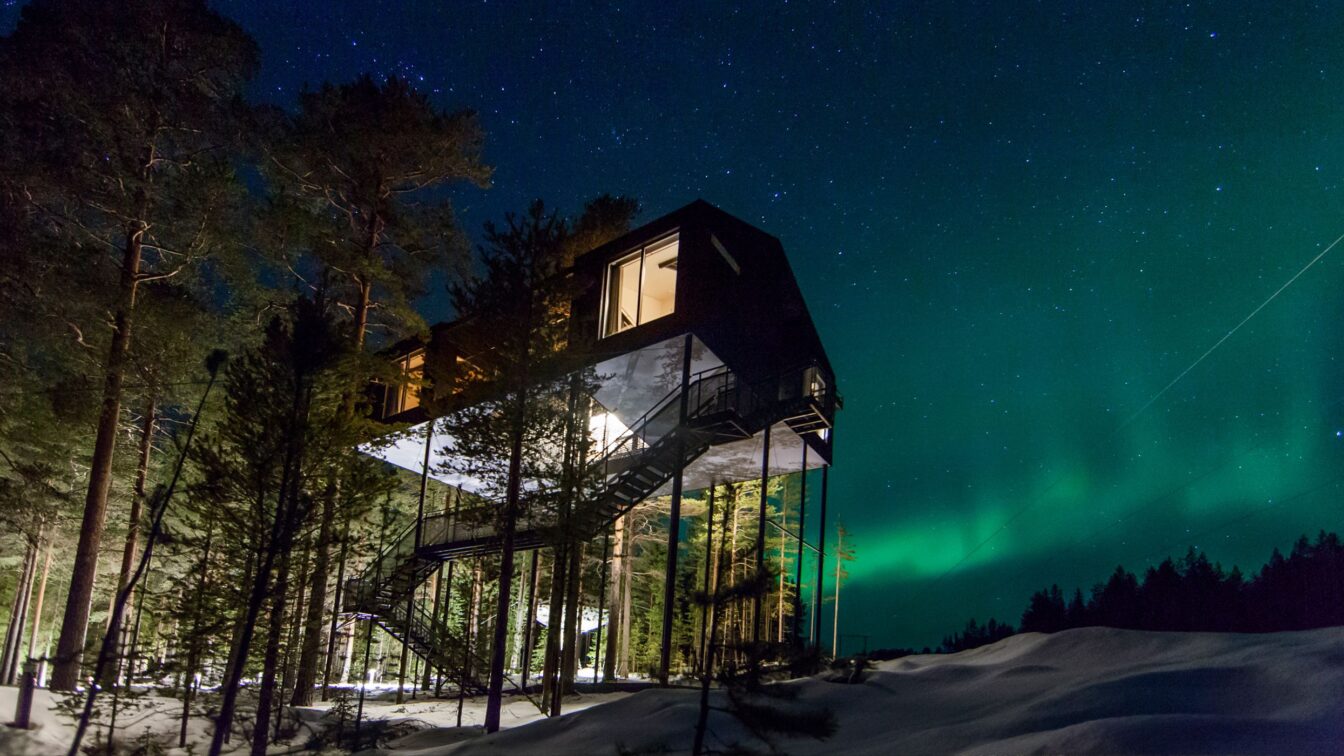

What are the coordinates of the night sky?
(9, 1, 1344, 650)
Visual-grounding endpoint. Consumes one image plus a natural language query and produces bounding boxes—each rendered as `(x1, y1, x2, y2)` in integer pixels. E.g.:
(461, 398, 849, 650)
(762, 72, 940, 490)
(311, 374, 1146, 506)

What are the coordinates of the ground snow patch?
(427, 626, 1344, 755)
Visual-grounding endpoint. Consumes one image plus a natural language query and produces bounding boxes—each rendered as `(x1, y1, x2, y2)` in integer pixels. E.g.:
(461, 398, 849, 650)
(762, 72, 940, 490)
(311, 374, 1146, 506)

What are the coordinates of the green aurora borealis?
(776, 5, 1344, 648)
(11, 1, 1344, 649)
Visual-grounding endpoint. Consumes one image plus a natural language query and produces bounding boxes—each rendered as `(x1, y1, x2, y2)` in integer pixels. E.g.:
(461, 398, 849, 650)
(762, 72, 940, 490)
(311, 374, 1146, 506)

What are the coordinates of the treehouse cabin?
(351, 200, 840, 685)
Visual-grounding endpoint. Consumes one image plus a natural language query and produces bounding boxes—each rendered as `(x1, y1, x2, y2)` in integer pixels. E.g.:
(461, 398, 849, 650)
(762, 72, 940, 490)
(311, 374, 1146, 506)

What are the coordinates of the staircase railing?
(346, 358, 834, 670)
(598, 365, 732, 459)
(381, 590, 491, 693)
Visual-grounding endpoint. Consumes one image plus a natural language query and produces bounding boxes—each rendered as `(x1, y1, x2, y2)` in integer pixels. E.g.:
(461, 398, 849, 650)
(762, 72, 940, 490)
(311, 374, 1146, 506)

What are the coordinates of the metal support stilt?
(793, 443, 808, 645)
(812, 464, 830, 653)
(753, 424, 772, 646)
(659, 333, 694, 685)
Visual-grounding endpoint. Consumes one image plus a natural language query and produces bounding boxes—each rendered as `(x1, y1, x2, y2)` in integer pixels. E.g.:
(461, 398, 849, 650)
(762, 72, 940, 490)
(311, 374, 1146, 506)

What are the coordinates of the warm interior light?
(603, 234, 679, 336)
(386, 350, 424, 415)
(590, 410, 632, 451)
(640, 236, 678, 323)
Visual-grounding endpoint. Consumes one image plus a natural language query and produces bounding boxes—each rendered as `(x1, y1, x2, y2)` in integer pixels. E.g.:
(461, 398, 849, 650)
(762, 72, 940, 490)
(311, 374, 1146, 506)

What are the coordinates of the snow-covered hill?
(4, 627, 1341, 754)
(425, 626, 1344, 755)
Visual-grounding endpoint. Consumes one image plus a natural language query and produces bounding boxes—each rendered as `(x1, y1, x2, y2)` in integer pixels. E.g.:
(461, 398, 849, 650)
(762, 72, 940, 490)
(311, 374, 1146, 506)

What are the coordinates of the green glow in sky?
(796, 6, 1344, 646)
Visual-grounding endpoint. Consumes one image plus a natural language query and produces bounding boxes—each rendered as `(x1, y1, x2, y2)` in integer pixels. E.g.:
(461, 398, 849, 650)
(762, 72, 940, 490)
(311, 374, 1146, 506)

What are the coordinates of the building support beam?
(593, 525, 610, 683)
(812, 464, 830, 653)
(658, 334, 694, 686)
(697, 482, 717, 674)
(753, 423, 772, 646)
(793, 443, 808, 645)
(399, 420, 434, 704)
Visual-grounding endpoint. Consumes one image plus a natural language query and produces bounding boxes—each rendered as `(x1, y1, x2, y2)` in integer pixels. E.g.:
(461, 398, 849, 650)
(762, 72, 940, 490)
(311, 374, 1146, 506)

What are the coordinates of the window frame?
(599, 231, 680, 338)
(385, 348, 425, 416)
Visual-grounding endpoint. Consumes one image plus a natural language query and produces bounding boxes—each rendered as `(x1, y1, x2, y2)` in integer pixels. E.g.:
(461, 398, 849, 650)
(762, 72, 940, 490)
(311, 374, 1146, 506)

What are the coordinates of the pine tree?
(264, 73, 491, 708)
(830, 524, 855, 657)
(195, 297, 389, 756)
(431, 196, 635, 726)
(0, 0, 260, 691)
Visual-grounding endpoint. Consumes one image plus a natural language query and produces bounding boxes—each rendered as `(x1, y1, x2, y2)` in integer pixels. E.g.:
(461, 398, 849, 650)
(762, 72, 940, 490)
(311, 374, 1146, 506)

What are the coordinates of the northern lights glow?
(11, 1, 1344, 650)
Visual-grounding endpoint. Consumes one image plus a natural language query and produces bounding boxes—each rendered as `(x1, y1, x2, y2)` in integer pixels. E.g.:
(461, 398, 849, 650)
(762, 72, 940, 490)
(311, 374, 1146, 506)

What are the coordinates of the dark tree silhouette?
(945, 532, 1344, 654)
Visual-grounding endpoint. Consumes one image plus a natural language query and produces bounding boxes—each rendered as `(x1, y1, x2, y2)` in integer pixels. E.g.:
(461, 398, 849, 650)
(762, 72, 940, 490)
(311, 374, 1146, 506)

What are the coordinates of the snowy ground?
(5, 627, 1344, 754)
(0, 683, 626, 754)
(427, 626, 1344, 755)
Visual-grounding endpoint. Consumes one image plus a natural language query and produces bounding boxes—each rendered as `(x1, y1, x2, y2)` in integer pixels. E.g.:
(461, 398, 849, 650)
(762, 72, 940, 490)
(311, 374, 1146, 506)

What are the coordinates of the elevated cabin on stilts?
(347, 200, 840, 694)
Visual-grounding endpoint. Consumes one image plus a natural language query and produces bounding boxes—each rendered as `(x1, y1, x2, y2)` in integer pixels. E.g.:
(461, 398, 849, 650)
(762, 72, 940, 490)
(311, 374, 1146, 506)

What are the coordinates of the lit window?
(805, 366, 827, 401)
(386, 350, 425, 415)
(602, 234, 678, 337)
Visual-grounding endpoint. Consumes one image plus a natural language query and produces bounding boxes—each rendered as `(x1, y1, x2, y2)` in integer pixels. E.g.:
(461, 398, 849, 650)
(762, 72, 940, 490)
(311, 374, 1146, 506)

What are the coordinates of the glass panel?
(402, 351, 424, 411)
(605, 253, 642, 336)
(805, 365, 826, 401)
(639, 236, 678, 326)
(385, 351, 425, 415)
(601, 233, 678, 337)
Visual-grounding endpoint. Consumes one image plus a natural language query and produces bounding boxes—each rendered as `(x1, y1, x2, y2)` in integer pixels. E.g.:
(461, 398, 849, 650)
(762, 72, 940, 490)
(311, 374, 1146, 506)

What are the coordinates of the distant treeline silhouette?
(938, 617, 1016, 653)
(1019, 530, 1344, 635)
(877, 530, 1344, 658)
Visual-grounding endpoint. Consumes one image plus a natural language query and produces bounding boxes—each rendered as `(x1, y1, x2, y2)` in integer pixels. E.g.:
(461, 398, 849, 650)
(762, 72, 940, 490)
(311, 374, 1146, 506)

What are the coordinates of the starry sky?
(9, 1, 1344, 650)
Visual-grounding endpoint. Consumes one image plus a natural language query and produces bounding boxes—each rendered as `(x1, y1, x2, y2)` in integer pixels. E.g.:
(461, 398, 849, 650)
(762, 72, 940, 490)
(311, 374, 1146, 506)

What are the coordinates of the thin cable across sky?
(904, 229, 1344, 605)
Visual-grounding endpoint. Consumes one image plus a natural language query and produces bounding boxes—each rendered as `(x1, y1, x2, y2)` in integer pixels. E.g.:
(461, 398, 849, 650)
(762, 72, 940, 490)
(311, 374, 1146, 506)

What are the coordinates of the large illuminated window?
(385, 349, 424, 415)
(602, 233, 678, 337)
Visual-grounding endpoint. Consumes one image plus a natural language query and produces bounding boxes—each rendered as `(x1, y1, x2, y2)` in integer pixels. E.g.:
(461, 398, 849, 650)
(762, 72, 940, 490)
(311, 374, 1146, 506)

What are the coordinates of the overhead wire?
(951, 389, 1344, 610)
(898, 229, 1344, 611)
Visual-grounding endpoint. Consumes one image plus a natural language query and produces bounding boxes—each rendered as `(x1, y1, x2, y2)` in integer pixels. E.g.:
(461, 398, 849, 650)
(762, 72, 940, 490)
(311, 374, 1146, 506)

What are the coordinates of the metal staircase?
(345, 361, 833, 684)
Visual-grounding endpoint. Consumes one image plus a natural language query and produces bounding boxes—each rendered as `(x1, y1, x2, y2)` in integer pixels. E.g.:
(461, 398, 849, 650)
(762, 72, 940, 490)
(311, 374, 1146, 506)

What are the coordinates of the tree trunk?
(179, 523, 213, 748)
(51, 217, 145, 692)
(511, 555, 528, 672)
(292, 485, 334, 706)
(693, 482, 733, 756)
(209, 377, 311, 756)
(457, 561, 480, 725)
(603, 516, 623, 681)
(469, 560, 482, 674)
(251, 548, 292, 756)
(559, 542, 583, 695)
(435, 559, 455, 696)
(593, 528, 609, 683)
(541, 544, 566, 714)
(218, 545, 258, 746)
(618, 515, 633, 678)
(26, 539, 53, 665)
(297, 260, 372, 705)
(1, 534, 38, 685)
(115, 402, 155, 611)
(103, 401, 155, 688)
(484, 406, 526, 732)
(341, 622, 355, 685)
(320, 525, 350, 701)
(423, 567, 441, 692)
(279, 543, 310, 726)
(520, 550, 540, 688)
(396, 592, 412, 705)
(433, 488, 458, 697)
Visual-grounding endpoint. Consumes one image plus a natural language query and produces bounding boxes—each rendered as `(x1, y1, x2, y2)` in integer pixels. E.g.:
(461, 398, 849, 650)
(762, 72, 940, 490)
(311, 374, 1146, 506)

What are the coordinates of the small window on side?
(386, 350, 425, 415)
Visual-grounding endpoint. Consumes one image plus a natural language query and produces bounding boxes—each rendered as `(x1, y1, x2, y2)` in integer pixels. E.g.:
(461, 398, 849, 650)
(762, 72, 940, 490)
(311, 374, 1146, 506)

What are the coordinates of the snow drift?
(418, 626, 1344, 755)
